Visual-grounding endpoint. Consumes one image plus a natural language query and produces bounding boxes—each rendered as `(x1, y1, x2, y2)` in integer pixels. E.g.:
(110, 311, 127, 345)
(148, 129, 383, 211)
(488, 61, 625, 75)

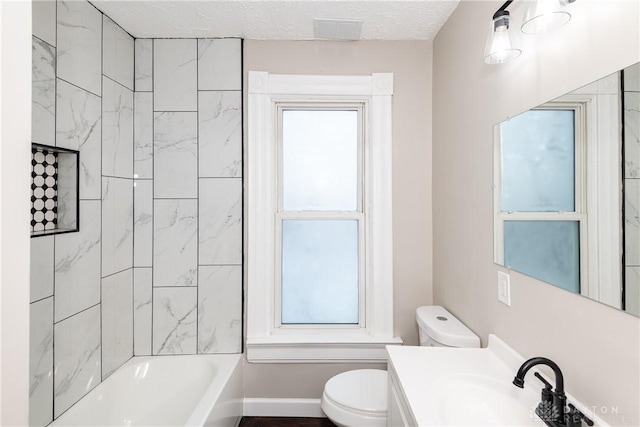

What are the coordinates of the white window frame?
(494, 93, 621, 305)
(247, 72, 402, 363)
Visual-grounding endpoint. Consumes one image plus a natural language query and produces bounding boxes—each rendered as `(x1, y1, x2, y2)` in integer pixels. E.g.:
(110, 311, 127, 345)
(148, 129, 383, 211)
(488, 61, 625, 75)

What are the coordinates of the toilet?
(320, 305, 480, 427)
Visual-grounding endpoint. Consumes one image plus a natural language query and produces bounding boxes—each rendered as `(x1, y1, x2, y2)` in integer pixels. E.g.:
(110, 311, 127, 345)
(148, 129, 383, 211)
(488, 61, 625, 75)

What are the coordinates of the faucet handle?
(534, 372, 553, 389)
(567, 403, 594, 427)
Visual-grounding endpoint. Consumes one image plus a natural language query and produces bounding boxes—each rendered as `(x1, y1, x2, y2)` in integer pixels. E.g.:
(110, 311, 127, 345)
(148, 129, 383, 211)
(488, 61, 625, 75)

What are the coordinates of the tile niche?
(31, 143, 79, 236)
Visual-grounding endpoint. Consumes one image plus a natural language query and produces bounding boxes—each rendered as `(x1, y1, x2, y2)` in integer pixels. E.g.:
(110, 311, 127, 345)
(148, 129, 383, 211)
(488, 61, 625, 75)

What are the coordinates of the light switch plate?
(497, 271, 511, 306)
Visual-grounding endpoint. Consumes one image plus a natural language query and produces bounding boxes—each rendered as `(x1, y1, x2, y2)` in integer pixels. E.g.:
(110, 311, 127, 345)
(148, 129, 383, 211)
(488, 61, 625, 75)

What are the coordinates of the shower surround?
(29, 1, 242, 425)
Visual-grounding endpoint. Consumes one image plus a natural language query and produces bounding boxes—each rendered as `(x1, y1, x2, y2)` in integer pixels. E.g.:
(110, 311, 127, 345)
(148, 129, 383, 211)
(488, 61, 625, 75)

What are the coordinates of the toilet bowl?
(320, 306, 480, 427)
(321, 369, 387, 427)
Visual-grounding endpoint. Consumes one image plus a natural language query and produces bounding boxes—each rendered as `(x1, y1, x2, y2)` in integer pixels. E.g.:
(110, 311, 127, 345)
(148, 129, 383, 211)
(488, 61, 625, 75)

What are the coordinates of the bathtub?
(51, 354, 243, 427)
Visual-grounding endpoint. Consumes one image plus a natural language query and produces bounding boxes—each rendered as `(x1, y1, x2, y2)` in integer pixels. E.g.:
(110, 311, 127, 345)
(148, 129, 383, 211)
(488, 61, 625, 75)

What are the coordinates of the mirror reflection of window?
(498, 109, 583, 293)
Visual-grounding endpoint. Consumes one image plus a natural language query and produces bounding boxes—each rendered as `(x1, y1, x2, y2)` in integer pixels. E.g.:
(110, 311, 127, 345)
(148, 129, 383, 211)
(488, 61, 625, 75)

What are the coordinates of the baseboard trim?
(243, 398, 325, 418)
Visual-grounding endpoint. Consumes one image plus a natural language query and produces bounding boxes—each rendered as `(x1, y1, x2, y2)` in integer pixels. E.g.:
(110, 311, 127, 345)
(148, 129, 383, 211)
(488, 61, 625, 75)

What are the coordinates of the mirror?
(494, 62, 640, 317)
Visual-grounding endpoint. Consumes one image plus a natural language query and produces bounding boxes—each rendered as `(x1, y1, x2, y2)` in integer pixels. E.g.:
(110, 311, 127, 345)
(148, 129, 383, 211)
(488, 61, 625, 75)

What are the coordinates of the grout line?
(99, 7, 104, 383)
(100, 266, 134, 281)
(152, 110, 198, 113)
(196, 38, 200, 354)
(52, 1, 58, 421)
(240, 38, 246, 354)
(32, 34, 56, 50)
(53, 302, 101, 325)
(103, 73, 133, 93)
(101, 175, 135, 180)
(151, 38, 155, 356)
(132, 36, 137, 357)
(56, 76, 102, 99)
(29, 295, 55, 305)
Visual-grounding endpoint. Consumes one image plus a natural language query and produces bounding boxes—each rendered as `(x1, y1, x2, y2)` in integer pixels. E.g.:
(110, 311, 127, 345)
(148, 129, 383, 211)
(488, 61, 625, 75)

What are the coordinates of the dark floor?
(239, 417, 337, 427)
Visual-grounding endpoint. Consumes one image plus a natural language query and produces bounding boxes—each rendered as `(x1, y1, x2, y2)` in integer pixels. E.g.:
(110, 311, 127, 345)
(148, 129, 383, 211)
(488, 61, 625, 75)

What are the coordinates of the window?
(247, 72, 401, 362)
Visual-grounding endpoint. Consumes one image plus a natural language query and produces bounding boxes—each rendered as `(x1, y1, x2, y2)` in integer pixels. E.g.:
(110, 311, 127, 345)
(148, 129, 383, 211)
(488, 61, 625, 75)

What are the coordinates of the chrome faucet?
(513, 357, 593, 427)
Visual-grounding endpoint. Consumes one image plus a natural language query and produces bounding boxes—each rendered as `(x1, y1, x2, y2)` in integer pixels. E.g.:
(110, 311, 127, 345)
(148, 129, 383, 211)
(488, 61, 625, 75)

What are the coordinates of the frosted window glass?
(504, 221, 580, 293)
(500, 110, 575, 212)
(282, 110, 358, 211)
(281, 220, 359, 324)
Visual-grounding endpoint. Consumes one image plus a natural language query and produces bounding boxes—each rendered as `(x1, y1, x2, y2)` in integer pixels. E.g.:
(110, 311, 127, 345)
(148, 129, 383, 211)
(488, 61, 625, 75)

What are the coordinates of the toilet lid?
(324, 369, 387, 414)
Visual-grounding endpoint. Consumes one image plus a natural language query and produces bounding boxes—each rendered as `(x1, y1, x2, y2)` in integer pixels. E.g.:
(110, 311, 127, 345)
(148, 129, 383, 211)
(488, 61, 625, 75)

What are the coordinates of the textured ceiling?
(90, 0, 460, 40)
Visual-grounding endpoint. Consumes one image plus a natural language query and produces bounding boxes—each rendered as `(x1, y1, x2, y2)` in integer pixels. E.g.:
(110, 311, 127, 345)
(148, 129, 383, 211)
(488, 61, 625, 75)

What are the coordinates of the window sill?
(246, 335, 403, 363)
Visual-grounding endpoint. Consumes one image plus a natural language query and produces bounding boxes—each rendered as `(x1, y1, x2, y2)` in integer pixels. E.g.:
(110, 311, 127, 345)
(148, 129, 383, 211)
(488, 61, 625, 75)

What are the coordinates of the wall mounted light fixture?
(484, 0, 577, 64)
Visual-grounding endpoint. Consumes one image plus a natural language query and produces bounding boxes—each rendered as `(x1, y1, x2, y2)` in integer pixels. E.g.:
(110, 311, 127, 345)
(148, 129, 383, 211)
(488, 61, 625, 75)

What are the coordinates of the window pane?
(500, 109, 575, 212)
(282, 110, 358, 211)
(504, 220, 580, 293)
(281, 219, 359, 324)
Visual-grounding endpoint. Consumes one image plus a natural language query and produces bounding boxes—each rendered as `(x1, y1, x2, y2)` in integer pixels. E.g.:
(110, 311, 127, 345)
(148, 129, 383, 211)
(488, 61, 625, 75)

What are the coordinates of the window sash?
(275, 104, 366, 329)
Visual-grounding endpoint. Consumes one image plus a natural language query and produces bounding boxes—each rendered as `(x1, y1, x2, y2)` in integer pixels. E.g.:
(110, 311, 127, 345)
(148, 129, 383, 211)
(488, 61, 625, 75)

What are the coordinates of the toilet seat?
(321, 369, 387, 427)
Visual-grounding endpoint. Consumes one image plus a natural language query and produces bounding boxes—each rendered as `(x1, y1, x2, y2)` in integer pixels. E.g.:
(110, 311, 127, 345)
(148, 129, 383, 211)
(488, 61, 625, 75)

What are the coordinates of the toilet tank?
(416, 306, 480, 348)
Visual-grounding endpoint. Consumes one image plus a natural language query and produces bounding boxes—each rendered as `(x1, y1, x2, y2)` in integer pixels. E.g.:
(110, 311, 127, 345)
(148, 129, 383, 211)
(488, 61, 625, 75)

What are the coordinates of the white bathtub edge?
(243, 398, 325, 418)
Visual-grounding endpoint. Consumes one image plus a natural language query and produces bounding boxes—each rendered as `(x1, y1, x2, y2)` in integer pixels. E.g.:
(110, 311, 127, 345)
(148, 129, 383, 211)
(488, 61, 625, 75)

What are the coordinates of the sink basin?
(433, 375, 541, 426)
(386, 335, 604, 426)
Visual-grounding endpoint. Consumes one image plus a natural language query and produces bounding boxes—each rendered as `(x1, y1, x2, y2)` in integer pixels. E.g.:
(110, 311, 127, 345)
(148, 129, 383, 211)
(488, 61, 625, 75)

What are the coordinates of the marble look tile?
(625, 179, 640, 266)
(154, 112, 198, 198)
(198, 266, 242, 353)
(134, 92, 153, 179)
(53, 305, 101, 418)
(134, 179, 153, 267)
(30, 297, 54, 427)
(153, 287, 197, 355)
(102, 269, 134, 378)
(626, 267, 640, 317)
(33, 1, 56, 47)
(198, 91, 242, 177)
(32, 37, 56, 146)
(56, 151, 79, 231)
(102, 177, 134, 277)
(625, 92, 640, 179)
(30, 235, 54, 302)
(154, 39, 197, 111)
(624, 63, 640, 92)
(56, 79, 102, 200)
(154, 199, 198, 287)
(102, 15, 134, 91)
(197, 39, 241, 91)
(199, 179, 242, 265)
(54, 200, 101, 322)
(134, 268, 152, 355)
(103, 77, 134, 178)
(57, 0, 102, 96)
(135, 39, 153, 92)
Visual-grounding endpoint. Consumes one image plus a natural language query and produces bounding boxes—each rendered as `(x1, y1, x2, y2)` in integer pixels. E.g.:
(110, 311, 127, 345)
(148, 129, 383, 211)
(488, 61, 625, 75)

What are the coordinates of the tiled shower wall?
(29, 1, 242, 425)
(132, 38, 242, 356)
(624, 63, 640, 317)
(30, 1, 134, 424)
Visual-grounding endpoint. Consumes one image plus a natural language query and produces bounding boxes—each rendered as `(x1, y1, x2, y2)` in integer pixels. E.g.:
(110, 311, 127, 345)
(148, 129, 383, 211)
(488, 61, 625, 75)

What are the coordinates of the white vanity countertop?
(386, 335, 607, 427)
